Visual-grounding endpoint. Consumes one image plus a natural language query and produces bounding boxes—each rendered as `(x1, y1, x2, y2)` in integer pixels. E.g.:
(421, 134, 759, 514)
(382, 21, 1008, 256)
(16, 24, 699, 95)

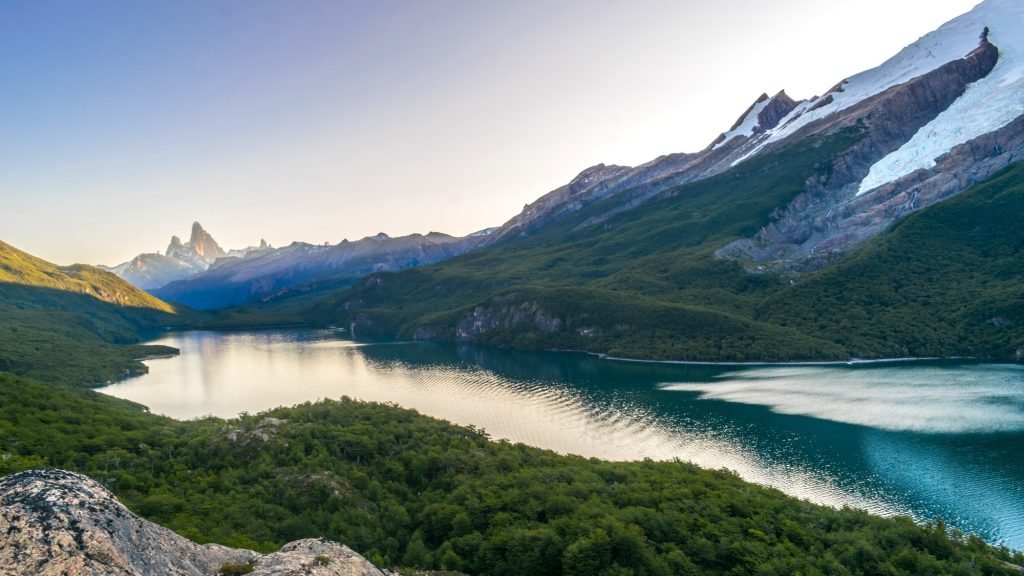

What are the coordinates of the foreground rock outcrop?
(0, 469, 385, 576)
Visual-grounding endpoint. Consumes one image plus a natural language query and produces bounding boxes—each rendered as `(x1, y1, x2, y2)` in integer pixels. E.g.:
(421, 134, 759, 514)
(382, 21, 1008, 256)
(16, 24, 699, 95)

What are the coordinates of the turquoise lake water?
(99, 329, 1024, 549)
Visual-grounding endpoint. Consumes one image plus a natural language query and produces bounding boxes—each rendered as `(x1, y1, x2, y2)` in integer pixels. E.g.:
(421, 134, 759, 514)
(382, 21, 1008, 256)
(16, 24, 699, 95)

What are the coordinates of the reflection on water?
(664, 365, 1024, 433)
(100, 329, 1024, 549)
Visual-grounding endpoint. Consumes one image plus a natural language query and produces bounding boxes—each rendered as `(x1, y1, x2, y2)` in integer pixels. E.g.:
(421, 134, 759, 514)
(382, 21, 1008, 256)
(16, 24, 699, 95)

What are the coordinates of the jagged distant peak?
(711, 90, 799, 150)
(163, 221, 225, 262)
(187, 221, 225, 259)
(109, 224, 271, 290)
(189, 221, 208, 243)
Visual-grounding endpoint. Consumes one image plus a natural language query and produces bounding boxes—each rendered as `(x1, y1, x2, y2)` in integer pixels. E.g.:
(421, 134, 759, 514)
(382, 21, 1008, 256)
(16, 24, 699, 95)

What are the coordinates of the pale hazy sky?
(1, 0, 979, 265)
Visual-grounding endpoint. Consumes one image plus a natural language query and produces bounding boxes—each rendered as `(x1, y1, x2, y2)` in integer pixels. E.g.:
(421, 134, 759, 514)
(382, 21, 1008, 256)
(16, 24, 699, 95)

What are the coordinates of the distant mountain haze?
(151, 231, 488, 310)
(100, 222, 270, 291)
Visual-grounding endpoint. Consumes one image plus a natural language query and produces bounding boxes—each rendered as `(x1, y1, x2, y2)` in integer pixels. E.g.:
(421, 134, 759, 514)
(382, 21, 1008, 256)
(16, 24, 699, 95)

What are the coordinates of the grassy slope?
(0, 240, 195, 385)
(297, 128, 864, 361)
(287, 148, 1024, 362)
(0, 240, 176, 312)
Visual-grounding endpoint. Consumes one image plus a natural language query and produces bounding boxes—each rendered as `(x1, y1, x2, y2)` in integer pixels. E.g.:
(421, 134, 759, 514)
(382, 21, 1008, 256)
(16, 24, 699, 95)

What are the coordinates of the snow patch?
(733, 0, 999, 167)
(858, 0, 1024, 195)
(714, 95, 773, 149)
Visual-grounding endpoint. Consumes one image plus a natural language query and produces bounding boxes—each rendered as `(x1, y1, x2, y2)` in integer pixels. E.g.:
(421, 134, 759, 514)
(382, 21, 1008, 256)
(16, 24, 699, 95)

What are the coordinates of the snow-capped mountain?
(152, 231, 488, 309)
(858, 1, 1024, 194)
(102, 222, 270, 290)
(723, 0, 1024, 193)
(107, 1, 1024, 310)
(713, 0, 1024, 266)
(495, 0, 1024, 268)
(106, 219, 491, 307)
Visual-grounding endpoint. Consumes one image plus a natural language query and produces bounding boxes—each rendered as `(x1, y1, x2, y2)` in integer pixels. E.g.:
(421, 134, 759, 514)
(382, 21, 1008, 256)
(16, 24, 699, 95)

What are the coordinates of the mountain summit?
(165, 221, 227, 268)
(102, 222, 265, 290)
(167, 219, 226, 262)
(713, 0, 1023, 265)
(152, 231, 488, 310)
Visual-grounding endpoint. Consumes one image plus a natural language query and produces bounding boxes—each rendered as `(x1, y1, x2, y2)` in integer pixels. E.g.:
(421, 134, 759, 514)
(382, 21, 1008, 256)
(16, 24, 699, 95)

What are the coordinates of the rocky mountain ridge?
(166, 221, 227, 268)
(483, 90, 801, 245)
(152, 231, 488, 310)
(0, 469, 385, 576)
(485, 0, 1024, 270)
(302, 1, 1024, 363)
(718, 32, 1007, 267)
(102, 222, 269, 291)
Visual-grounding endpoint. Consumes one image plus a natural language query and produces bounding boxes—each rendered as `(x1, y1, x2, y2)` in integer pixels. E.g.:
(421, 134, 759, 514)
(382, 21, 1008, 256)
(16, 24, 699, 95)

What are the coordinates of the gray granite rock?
(0, 469, 384, 576)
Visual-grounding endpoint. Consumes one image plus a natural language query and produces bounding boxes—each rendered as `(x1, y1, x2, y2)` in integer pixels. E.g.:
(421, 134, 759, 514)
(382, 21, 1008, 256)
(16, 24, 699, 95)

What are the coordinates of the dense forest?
(3, 372, 1023, 575)
(0, 283, 1022, 576)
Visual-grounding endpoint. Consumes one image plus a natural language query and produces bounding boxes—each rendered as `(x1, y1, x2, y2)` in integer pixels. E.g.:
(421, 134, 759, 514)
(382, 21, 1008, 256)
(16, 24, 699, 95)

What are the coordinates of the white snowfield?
(714, 95, 773, 149)
(858, 0, 1024, 195)
(731, 0, 1023, 190)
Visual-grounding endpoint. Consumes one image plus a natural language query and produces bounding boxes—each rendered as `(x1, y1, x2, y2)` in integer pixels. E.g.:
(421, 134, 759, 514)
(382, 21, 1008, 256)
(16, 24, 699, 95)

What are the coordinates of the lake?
(99, 328, 1024, 550)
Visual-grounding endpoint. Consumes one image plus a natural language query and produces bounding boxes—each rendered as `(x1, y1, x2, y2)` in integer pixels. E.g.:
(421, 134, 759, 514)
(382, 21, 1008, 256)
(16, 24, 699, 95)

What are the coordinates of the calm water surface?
(100, 329, 1024, 549)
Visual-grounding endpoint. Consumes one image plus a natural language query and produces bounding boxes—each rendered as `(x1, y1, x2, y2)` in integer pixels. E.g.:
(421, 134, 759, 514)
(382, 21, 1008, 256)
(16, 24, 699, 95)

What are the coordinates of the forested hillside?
(0, 241, 191, 384)
(292, 160, 1024, 362)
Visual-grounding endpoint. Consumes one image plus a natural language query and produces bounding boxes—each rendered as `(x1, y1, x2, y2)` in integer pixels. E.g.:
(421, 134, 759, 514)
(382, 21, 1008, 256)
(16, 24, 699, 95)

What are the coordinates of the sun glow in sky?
(1, 0, 979, 265)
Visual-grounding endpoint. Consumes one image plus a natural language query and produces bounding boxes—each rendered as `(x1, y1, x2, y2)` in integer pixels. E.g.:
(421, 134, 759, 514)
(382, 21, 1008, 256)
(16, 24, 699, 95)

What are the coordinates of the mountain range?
(104, 222, 489, 310)
(77, 0, 1024, 362)
(256, 0, 1024, 362)
(100, 221, 271, 290)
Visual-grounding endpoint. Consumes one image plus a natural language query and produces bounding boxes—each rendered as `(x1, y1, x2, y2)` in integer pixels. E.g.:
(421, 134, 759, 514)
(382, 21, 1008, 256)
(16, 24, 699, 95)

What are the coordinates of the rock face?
(180, 221, 226, 263)
(102, 222, 249, 290)
(162, 222, 227, 272)
(717, 37, 1006, 268)
(0, 469, 385, 576)
(455, 299, 562, 340)
(483, 91, 802, 247)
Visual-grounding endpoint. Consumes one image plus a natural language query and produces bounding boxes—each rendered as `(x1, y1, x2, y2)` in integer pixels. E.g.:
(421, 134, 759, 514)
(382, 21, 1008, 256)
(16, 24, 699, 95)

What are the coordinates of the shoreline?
(133, 352, 180, 362)
(589, 352, 977, 367)
(144, 326, 1010, 368)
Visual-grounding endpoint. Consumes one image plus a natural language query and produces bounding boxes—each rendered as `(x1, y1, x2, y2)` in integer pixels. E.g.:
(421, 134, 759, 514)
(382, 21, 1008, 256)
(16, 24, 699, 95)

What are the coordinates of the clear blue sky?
(1, 0, 979, 265)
